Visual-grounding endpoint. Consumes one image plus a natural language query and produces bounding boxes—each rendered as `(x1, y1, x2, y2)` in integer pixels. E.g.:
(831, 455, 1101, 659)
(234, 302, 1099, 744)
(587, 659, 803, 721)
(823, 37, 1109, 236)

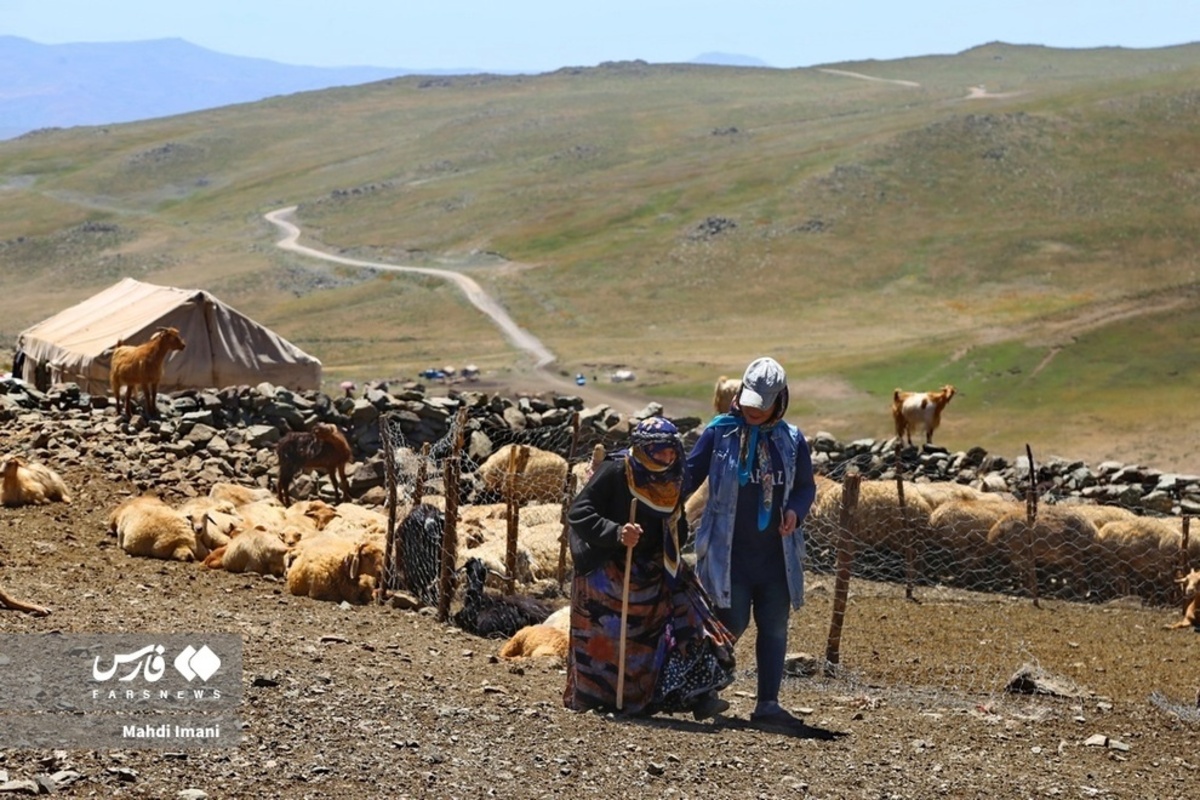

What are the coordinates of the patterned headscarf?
(623, 417, 685, 582)
(623, 417, 685, 515)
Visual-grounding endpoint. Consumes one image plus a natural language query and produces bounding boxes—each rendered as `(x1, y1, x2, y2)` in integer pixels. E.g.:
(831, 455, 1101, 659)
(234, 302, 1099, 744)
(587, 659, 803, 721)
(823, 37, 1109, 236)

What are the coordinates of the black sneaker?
(691, 692, 730, 721)
(749, 704, 806, 733)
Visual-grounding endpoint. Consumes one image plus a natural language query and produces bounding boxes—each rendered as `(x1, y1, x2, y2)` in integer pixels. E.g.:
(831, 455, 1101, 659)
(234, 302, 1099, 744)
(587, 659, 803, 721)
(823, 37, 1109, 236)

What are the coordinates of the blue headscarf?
(707, 386, 790, 531)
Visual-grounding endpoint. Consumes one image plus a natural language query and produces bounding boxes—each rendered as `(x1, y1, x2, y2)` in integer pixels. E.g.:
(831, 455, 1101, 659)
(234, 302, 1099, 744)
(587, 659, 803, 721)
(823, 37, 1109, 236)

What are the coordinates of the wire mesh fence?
(375, 412, 1198, 706)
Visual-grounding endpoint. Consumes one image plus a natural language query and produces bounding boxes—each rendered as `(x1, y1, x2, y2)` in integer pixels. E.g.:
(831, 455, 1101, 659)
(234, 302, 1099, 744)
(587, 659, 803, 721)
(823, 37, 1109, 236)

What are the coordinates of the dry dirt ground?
(3, 462, 1200, 800)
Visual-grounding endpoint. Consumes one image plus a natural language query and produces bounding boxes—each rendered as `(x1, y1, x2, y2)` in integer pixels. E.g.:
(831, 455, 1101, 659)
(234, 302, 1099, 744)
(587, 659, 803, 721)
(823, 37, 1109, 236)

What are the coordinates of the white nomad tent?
(15, 277, 322, 393)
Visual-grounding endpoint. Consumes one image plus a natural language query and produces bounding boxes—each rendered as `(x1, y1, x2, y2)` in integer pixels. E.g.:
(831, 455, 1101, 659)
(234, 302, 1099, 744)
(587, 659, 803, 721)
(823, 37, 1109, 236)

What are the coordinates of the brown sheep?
(108, 495, 201, 562)
(203, 524, 293, 576)
(892, 385, 956, 446)
(925, 495, 1022, 589)
(1, 456, 71, 507)
(806, 479, 933, 576)
(498, 623, 569, 660)
(477, 444, 568, 505)
(276, 423, 353, 505)
(285, 537, 385, 604)
(1097, 516, 1182, 604)
(109, 326, 186, 418)
(986, 506, 1103, 600)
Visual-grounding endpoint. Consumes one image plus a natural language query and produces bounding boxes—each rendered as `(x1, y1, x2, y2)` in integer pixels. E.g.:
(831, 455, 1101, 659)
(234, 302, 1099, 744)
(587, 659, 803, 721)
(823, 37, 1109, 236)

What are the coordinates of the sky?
(5, 0, 1199, 74)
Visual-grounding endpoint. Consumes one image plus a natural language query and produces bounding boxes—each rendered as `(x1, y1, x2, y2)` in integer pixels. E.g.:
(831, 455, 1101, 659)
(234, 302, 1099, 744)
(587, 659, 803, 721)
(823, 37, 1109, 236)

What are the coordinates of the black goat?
(452, 557, 556, 639)
(399, 503, 444, 606)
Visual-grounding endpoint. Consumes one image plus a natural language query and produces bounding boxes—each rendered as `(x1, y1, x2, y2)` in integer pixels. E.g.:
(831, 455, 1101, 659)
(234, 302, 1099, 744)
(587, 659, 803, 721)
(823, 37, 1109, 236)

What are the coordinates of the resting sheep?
(498, 623, 569, 660)
(892, 385, 956, 446)
(203, 524, 293, 576)
(285, 537, 385, 604)
(452, 557, 556, 639)
(986, 506, 1103, 600)
(108, 495, 201, 562)
(1, 456, 71, 507)
(109, 326, 186, 418)
(476, 444, 568, 505)
(276, 423, 353, 505)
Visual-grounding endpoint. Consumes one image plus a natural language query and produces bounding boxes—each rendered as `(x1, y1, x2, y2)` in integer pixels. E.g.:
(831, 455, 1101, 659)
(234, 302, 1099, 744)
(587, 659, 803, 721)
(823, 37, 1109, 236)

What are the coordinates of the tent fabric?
(15, 277, 322, 393)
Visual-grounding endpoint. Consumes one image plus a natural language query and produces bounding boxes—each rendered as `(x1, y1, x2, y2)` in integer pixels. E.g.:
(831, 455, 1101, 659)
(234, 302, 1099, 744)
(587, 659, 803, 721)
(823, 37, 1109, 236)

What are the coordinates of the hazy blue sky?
(6, 0, 1198, 73)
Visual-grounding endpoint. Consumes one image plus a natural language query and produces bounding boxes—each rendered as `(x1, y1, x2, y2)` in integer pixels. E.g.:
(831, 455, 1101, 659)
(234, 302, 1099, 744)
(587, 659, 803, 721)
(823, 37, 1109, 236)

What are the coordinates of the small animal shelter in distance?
(13, 277, 322, 393)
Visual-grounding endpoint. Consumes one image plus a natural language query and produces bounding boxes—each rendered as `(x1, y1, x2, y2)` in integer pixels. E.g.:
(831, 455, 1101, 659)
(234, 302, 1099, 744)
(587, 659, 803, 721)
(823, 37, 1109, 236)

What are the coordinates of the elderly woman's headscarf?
(623, 416, 685, 516)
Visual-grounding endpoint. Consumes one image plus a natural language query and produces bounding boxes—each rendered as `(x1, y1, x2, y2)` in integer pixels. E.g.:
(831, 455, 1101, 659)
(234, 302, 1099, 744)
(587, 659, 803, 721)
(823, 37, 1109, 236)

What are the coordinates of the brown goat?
(109, 326, 186, 418)
(892, 385, 956, 446)
(276, 423, 353, 505)
(1167, 568, 1200, 630)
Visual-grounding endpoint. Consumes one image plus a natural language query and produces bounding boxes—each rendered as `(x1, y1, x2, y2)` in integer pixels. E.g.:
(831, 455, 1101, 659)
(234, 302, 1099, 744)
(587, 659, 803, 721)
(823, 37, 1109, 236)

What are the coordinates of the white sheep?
(108, 495, 201, 562)
(1, 456, 71, 507)
(178, 496, 240, 551)
(285, 536, 385, 604)
(477, 444, 568, 505)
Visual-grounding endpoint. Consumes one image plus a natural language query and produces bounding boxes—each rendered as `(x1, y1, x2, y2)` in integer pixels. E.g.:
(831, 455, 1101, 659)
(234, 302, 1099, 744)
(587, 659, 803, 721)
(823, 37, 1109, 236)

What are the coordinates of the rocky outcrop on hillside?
(2, 377, 1198, 517)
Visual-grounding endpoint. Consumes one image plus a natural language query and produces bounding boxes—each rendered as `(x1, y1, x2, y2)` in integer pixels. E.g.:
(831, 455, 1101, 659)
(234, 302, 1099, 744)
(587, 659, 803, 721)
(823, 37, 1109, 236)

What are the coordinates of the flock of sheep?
(3, 361, 1197, 648)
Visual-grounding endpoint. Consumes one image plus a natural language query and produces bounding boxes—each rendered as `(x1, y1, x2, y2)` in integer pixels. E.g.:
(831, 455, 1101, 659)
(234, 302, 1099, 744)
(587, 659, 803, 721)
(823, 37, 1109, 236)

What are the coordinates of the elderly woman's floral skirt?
(564, 558, 736, 715)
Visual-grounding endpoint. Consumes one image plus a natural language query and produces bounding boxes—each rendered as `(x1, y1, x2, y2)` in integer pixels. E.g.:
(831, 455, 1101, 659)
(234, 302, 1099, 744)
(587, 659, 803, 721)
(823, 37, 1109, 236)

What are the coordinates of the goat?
(275, 422, 353, 506)
(451, 557, 556, 639)
(109, 326, 186, 418)
(892, 384, 956, 446)
(285, 537, 385, 604)
(108, 495, 201, 562)
(713, 375, 741, 415)
(1, 456, 71, 506)
(0, 584, 50, 616)
(397, 503, 445, 606)
(1167, 568, 1200, 629)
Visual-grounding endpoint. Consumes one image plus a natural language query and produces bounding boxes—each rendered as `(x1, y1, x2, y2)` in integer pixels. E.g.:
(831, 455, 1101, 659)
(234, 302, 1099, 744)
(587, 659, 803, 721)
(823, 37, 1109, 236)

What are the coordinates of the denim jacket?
(688, 420, 810, 610)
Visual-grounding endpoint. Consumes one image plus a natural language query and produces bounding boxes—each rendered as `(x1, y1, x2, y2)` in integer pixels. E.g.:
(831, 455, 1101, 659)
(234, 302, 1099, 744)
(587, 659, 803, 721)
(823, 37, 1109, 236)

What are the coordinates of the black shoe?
(691, 692, 730, 721)
(749, 704, 806, 733)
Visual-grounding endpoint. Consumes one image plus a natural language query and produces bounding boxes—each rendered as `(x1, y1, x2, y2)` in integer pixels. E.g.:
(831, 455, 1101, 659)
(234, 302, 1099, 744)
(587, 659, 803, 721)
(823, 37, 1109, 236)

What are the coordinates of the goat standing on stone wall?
(892, 384, 956, 446)
(109, 326, 186, 418)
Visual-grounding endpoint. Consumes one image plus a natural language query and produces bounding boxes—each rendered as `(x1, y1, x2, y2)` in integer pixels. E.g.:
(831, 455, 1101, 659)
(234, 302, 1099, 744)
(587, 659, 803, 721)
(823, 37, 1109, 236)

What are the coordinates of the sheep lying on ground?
(1097, 516, 1183, 604)
(892, 385, 956, 446)
(925, 495, 1022, 588)
(285, 537, 385, 604)
(986, 506, 1102, 600)
(1, 456, 71, 507)
(109, 326, 186, 418)
(276, 423, 353, 505)
(208, 482, 276, 507)
(806, 479, 933, 572)
(498, 623, 569, 660)
(476, 444, 568, 505)
(452, 557, 556, 639)
(204, 525, 293, 576)
(109, 495, 201, 562)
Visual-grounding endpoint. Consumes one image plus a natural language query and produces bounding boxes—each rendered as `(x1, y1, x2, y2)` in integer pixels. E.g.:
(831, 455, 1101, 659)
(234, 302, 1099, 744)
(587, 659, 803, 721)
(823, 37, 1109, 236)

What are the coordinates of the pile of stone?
(1, 376, 1197, 517)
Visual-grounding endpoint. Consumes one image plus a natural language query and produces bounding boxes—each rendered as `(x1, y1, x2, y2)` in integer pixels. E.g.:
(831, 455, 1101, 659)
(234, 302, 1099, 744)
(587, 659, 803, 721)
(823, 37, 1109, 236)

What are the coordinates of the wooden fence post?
(436, 408, 466, 623)
(1024, 443, 1041, 609)
(825, 469, 861, 674)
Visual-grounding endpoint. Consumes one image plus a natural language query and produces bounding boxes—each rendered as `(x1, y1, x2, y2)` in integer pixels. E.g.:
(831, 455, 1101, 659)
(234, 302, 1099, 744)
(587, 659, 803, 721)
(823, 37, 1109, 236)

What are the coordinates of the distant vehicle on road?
(575, 373, 587, 386)
(610, 369, 636, 383)
(419, 368, 447, 381)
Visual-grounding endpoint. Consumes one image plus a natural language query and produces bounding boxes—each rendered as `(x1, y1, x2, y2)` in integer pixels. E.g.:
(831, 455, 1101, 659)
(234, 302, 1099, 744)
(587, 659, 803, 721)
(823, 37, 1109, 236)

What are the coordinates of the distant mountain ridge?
(0, 37, 774, 140)
(0, 36, 473, 140)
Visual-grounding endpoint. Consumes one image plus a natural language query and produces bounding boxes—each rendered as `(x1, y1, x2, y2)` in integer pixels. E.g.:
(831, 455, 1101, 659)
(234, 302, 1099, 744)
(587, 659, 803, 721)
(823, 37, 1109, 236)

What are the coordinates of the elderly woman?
(564, 417, 735, 719)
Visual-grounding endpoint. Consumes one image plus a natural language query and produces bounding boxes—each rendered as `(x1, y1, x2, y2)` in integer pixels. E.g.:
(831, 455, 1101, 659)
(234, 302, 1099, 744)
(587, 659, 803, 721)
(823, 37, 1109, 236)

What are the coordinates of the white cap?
(739, 357, 786, 409)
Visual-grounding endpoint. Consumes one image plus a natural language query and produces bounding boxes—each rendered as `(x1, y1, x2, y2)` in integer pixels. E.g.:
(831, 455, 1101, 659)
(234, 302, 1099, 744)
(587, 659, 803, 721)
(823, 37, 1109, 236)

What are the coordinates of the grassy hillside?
(2, 43, 1199, 469)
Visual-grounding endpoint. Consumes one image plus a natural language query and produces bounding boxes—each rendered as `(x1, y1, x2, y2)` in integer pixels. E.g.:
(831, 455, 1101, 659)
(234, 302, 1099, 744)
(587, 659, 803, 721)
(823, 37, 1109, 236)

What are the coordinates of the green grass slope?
(2, 43, 1199, 468)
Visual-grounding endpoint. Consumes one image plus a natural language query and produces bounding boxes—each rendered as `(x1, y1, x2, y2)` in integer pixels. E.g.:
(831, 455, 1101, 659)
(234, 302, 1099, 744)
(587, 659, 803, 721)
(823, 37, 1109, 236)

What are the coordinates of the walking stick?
(616, 497, 637, 710)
